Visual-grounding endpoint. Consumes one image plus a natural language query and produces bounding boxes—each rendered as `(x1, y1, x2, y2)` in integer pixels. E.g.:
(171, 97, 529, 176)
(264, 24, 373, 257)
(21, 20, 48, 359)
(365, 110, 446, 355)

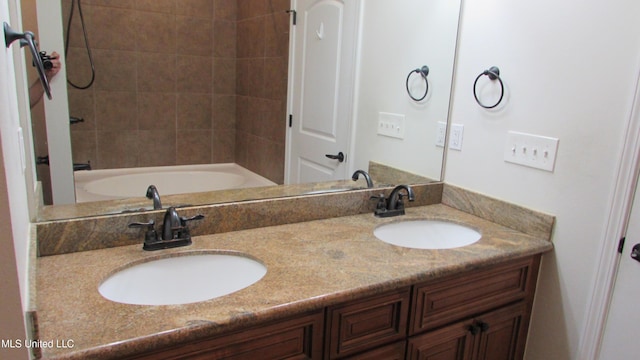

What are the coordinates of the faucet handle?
(370, 194, 387, 210)
(128, 220, 158, 243)
(180, 214, 204, 226)
(176, 214, 204, 239)
(128, 219, 155, 230)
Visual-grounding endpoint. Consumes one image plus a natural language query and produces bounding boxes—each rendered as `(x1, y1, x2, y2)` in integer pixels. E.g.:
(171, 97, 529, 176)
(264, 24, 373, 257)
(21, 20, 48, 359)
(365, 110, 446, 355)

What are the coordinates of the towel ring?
(473, 66, 503, 109)
(406, 65, 429, 102)
(4, 22, 51, 100)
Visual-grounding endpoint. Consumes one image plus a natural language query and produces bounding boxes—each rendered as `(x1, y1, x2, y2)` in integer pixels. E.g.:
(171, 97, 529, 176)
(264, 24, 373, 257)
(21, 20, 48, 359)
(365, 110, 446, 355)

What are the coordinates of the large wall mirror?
(28, 0, 462, 221)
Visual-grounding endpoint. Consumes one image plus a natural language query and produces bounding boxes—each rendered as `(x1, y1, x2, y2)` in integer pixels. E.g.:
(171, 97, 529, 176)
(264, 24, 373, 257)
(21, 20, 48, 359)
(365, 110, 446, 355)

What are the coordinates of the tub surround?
(35, 203, 552, 359)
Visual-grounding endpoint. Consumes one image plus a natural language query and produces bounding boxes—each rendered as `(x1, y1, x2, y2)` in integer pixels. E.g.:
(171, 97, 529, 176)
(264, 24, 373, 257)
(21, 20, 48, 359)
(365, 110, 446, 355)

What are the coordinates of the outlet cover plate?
(504, 131, 559, 172)
(435, 121, 446, 147)
(377, 112, 405, 139)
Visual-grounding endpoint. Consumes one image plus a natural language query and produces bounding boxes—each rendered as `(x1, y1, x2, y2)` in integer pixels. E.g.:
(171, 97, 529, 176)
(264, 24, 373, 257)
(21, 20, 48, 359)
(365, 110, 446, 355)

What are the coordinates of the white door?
(285, 0, 360, 184)
(599, 175, 640, 358)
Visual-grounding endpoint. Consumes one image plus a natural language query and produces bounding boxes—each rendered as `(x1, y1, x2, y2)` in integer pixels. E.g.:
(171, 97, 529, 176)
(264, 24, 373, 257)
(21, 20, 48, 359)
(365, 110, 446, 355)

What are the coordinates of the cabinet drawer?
(410, 256, 540, 334)
(345, 340, 406, 360)
(325, 287, 411, 359)
(131, 311, 324, 360)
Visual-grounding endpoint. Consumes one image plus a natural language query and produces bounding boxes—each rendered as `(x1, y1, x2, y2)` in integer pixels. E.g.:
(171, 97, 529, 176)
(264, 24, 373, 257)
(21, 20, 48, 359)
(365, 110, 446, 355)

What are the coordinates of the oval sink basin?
(374, 220, 481, 249)
(98, 253, 266, 305)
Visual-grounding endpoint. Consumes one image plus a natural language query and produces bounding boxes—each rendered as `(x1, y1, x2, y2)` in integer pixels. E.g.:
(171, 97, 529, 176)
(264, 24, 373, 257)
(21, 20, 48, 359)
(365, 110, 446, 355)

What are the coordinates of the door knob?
(325, 152, 345, 162)
(631, 244, 640, 263)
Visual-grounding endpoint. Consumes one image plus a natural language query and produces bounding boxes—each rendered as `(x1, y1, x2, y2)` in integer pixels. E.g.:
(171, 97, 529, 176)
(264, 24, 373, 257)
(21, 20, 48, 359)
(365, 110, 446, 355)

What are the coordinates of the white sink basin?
(374, 220, 481, 249)
(98, 252, 267, 305)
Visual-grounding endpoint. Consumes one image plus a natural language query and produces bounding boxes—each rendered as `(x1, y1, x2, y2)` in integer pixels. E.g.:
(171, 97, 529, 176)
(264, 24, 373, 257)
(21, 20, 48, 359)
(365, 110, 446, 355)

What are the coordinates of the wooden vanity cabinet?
(128, 255, 540, 360)
(405, 256, 540, 360)
(325, 255, 540, 360)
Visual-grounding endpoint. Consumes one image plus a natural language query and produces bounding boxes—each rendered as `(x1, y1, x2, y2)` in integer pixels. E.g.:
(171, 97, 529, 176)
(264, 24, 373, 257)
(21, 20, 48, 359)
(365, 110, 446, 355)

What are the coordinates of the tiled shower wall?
(235, 0, 289, 183)
(64, 0, 288, 184)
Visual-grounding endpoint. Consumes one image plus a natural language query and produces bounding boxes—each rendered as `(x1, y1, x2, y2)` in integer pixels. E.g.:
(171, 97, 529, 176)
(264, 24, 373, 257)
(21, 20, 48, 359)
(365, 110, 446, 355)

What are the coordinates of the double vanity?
(32, 183, 554, 359)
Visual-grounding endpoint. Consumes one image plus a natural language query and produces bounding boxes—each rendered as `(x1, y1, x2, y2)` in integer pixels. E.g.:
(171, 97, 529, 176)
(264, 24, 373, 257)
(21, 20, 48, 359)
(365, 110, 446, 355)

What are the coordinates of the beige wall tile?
(67, 87, 96, 130)
(263, 56, 287, 100)
(267, 0, 290, 13)
(213, 128, 236, 163)
(66, 0, 288, 178)
(93, 49, 137, 91)
(214, 0, 237, 21)
(177, 55, 213, 93)
(213, 20, 236, 58)
(96, 131, 139, 169)
(135, 0, 175, 13)
(177, 93, 213, 129)
(237, 0, 267, 20)
(264, 9, 290, 57)
(177, 16, 213, 56)
(87, 6, 136, 50)
(138, 92, 176, 130)
(70, 130, 97, 166)
(61, 0, 87, 49)
(176, 0, 214, 18)
(65, 46, 96, 89)
(177, 130, 212, 164)
(136, 11, 176, 53)
(260, 98, 285, 143)
(137, 130, 177, 167)
(213, 94, 236, 129)
(213, 57, 236, 94)
(236, 58, 264, 97)
(137, 52, 177, 92)
(83, 0, 135, 9)
(237, 17, 265, 58)
(95, 90, 137, 131)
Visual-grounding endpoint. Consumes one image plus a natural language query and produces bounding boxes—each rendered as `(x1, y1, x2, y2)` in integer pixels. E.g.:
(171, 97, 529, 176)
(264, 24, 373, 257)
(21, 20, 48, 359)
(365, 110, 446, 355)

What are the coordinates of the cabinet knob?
(479, 321, 490, 332)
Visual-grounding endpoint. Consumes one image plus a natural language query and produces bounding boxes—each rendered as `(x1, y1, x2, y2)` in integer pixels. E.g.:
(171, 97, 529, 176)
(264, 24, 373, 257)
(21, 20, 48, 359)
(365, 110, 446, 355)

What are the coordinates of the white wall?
(353, 0, 460, 180)
(445, 0, 640, 358)
(4, 0, 36, 309)
(1, 0, 36, 358)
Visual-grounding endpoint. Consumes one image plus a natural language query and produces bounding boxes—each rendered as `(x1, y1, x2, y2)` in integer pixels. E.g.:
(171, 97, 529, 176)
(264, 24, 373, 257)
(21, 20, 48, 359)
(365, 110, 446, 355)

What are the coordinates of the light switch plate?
(435, 121, 446, 147)
(504, 131, 559, 172)
(449, 124, 464, 150)
(377, 112, 405, 139)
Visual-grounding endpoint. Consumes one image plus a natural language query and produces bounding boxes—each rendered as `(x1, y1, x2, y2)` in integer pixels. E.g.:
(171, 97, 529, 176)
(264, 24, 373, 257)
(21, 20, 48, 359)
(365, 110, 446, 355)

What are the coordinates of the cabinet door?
(130, 311, 324, 360)
(406, 317, 475, 360)
(407, 302, 529, 360)
(325, 287, 410, 359)
(474, 302, 528, 360)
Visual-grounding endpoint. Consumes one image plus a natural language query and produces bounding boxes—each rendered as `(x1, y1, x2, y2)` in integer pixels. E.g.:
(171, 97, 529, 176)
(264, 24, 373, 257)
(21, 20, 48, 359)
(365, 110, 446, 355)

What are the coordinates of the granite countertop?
(35, 204, 553, 360)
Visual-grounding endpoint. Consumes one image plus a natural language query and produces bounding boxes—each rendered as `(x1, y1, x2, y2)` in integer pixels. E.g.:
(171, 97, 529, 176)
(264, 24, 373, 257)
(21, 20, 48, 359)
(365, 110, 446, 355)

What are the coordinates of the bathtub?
(74, 163, 277, 202)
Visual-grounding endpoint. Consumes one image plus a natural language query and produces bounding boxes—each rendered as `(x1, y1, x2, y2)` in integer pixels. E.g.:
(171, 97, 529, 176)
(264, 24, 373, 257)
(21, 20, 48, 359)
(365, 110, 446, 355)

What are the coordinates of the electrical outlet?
(449, 124, 464, 150)
(504, 131, 559, 172)
(435, 121, 446, 147)
(377, 112, 405, 139)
